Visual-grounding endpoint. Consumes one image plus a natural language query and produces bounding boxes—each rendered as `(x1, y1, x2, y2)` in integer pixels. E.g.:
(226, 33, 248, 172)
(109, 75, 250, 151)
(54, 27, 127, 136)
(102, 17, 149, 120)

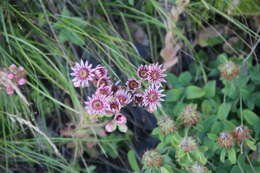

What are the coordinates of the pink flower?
(105, 121, 117, 132)
(71, 60, 94, 87)
(94, 65, 108, 78)
(143, 86, 165, 112)
(147, 63, 166, 87)
(115, 89, 132, 105)
(133, 92, 144, 106)
(9, 64, 17, 71)
(17, 78, 27, 86)
(95, 86, 111, 96)
(105, 113, 128, 133)
(106, 99, 121, 114)
(7, 73, 15, 80)
(85, 94, 108, 115)
(126, 78, 141, 92)
(114, 113, 127, 124)
(5, 85, 14, 95)
(97, 77, 111, 88)
(137, 65, 149, 80)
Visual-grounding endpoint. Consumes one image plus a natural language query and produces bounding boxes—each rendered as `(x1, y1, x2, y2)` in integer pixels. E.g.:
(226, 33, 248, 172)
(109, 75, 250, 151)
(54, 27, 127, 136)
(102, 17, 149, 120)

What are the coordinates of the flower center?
(79, 68, 89, 79)
(99, 88, 109, 95)
(92, 100, 103, 110)
(110, 101, 119, 110)
(139, 69, 148, 78)
(129, 80, 139, 89)
(116, 115, 123, 121)
(111, 85, 119, 93)
(98, 78, 109, 87)
(148, 92, 158, 102)
(135, 95, 143, 103)
(118, 95, 126, 104)
(220, 133, 229, 140)
(150, 70, 160, 80)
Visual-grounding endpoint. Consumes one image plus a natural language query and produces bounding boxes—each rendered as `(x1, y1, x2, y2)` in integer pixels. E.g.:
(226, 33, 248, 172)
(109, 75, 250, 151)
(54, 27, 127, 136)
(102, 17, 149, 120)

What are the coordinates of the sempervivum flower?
(95, 86, 111, 96)
(97, 77, 111, 88)
(157, 117, 177, 136)
(180, 137, 197, 152)
(147, 63, 166, 87)
(5, 84, 14, 95)
(85, 94, 108, 115)
(106, 99, 121, 115)
(71, 60, 94, 87)
(217, 131, 234, 148)
(133, 92, 144, 106)
(126, 78, 141, 92)
(114, 113, 127, 124)
(180, 104, 200, 127)
(143, 86, 165, 112)
(137, 65, 149, 80)
(219, 61, 239, 80)
(233, 125, 251, 143)
(115, 89, 132, 105)
(93, 65, 108, 78)
(142, 150, 164, 168)
(110, 81, 121, 94)
(7, 64, 27, 86)
(189, 163, 208, 173)
(105, 113, 127, 133)
(0, 64, 27, 96)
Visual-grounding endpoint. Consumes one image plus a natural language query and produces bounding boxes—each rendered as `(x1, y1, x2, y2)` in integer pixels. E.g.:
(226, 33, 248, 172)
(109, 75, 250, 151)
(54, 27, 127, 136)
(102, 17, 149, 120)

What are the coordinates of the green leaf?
(228, 148, 237, 164)
(204, 80, 216, 98)
(165, 73, 180, 88)
(207, 133, 217, 140)
(231, 0, 260, 15)
(192, 150, 207, 164)
(210, 121, 222, 133)
(128, 0, 134, 5)
(243, 109, 260, 125)
(223, 120, 236, 131)
(127, 150, 140, 172)
(231, 166, 243, 173)
(165, 88, 184, 102)
(217, 103, 232, 120)
(179, 72, 192, 86)
(254, 92, 260, 108)
(186, 86, 205, 99)
(220, 149, 226, 162)
(245, 139, 256, 151)
(160, 167, 171, 173)
(201, 100, 213, 114)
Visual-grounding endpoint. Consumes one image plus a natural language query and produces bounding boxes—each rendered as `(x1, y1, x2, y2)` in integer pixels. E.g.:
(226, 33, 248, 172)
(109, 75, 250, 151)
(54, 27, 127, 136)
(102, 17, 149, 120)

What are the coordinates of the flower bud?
(142, 150, 164, 168)
(189, 163, 208, 173)
(180, 104, 200, 127)
(180, 137, 197, 152)
(219, 61, 239, 80)
(217, 131, 234, 148)
(233, 125, 251, 143)
(157, 117, 176, 136)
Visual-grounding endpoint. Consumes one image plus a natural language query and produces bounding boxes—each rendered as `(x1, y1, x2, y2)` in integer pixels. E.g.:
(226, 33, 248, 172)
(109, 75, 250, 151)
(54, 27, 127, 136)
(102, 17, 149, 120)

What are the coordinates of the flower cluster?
(157, 116, 177, 136)
(217, 125, 251, 148)
(180, 104, 200, 127)
(179, 137, 197, 152)
(0, 64, 27, 95)
(70, 60, 166, 133)
(142, 150, 164, 168)
(219, 61, 239, 80)
(189, 163, 208, 173)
